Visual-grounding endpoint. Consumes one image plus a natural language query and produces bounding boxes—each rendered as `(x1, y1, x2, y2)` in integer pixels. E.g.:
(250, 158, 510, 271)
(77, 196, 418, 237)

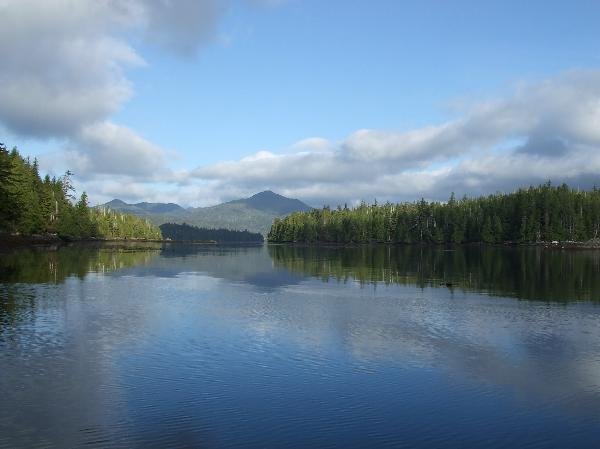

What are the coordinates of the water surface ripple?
(1, 244, 599, 448)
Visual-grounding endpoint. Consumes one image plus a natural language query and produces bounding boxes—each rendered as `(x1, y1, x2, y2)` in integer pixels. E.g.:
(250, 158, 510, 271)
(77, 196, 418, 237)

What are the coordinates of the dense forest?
(268, 183, 600, 244)
(0, 144, 161, 240)
(160, 223, 264, 243)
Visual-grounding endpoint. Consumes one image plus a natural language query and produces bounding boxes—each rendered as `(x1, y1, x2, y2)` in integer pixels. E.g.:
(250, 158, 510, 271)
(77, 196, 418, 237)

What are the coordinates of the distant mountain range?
(102, 199, 186, 215)
(100, 190, 312, 235)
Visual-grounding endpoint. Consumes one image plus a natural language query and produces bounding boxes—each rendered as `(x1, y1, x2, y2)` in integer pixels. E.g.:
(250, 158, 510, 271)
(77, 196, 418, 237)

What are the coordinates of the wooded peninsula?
(160, 223, 263, 243)
(268, 184, 600, 245)
(0, 144, 161, 241)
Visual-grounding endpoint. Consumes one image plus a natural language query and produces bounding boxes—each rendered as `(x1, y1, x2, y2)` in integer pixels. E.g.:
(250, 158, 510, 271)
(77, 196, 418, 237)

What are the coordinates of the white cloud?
(66, 121, 170, 178)
(179, 70, 600, 206)
(43, 69, 600, 207)
(289, 137, 334, 154)
(0, 0, 230, 180)
(0, 0, 143, 137)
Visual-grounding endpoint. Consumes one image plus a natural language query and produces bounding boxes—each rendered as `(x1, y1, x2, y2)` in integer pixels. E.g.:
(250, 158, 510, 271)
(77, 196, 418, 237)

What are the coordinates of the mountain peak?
(250, 190, 284, 199)
(236, 190, 311, 214)
(105, 199, 127, 206)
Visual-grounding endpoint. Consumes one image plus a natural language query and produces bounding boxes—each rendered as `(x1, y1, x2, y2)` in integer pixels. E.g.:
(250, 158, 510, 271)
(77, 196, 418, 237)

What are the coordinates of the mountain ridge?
(102, 199, 185, 215)
(99, 190, 312, 235)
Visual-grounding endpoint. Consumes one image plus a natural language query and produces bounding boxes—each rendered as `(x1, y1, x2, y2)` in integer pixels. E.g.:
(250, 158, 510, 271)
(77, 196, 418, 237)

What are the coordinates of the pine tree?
(268, 184, 600, 245)
(0, 145, 162, 240)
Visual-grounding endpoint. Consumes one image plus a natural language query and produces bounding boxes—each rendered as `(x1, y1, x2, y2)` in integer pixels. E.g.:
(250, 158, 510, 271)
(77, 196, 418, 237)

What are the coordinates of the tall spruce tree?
(0, 144, 162, 240)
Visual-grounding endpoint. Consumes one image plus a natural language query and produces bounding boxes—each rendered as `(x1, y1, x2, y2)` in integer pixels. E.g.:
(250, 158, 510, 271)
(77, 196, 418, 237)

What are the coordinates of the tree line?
(160, 223, 264, 243)
(0, 144, 161, 240)
(268, 183, 600, 244)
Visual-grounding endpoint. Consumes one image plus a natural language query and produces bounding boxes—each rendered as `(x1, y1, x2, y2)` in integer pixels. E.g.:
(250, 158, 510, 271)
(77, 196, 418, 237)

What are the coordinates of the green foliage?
(90, 207, 162, 240)
(268, 183, 600, 244)
(160, 223, 263, 243)
(0, 145, 162, 240)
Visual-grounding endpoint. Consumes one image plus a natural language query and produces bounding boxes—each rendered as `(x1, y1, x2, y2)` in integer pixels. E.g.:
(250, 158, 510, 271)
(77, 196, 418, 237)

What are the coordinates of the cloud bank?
(184, 70, 600, 205)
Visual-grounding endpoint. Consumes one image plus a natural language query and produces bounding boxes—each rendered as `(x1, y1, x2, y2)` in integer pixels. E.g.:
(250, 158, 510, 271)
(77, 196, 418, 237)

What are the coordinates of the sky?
(1, 0, 600, 207)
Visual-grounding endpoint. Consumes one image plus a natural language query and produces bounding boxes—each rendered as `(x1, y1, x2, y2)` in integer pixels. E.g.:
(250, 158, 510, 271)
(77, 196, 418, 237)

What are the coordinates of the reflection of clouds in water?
(0, 275, 179, 447)
(169, 272, 221, 292)
(1, 283, 112, 446)
(115, 244, 304, 290)
(193, 278, 600, 415)
(2, 245, 600, 447)
(577, 359, 600, 395)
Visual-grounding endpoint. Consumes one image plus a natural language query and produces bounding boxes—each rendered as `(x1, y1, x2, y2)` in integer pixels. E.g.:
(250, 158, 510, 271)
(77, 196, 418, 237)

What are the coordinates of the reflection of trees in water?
(0, 243, 161, 330)
(0, 285, 36, 330)
(269, 244, 600, 302)
(159, 243, 262, 259)
(0, 243, 161, 284)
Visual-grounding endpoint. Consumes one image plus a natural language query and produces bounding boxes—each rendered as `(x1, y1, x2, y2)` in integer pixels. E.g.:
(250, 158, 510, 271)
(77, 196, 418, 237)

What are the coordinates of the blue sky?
(120, 0, 599, 165)
(1, 0, 600, 206)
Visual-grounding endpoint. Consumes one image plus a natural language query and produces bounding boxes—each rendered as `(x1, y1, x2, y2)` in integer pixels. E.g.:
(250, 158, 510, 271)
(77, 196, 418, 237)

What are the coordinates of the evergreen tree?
(0, 144, 162, 240)
(268, 183, 600, 245)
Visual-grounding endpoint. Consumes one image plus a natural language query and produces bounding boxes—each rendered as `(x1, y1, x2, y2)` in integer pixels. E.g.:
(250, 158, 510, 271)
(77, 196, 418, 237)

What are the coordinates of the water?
(1, 243, 600, 448)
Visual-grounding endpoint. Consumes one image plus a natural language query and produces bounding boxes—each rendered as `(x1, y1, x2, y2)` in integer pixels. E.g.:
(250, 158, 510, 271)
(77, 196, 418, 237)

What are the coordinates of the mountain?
(227, 190, 312, 215)
(135, 202, 186, 214)
(99, 191, 312, 235)
(103, 199, 185, 215)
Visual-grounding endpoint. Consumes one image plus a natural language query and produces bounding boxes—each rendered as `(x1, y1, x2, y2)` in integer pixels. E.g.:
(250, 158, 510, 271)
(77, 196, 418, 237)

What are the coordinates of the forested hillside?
(102, 191, 312, 235)
(160, 223, 263, 243)
(268, 183, 600, 244)
(0, 144, 161, 240)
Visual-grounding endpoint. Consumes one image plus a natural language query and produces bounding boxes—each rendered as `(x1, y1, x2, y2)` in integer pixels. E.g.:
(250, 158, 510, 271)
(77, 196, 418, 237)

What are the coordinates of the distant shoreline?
(0, 234, 220, 250)
(3, 234, 599, 251)
(266, 240, 600, 250)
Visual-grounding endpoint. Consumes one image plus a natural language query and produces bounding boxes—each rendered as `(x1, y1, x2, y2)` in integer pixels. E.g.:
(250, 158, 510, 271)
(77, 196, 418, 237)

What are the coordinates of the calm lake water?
(1, 243, 600, 448)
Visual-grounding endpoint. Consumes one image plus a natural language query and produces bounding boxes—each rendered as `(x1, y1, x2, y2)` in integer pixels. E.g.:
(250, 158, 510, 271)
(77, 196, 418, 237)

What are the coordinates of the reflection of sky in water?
(110, 245, 305, 290)
(1, 245, 600, 448)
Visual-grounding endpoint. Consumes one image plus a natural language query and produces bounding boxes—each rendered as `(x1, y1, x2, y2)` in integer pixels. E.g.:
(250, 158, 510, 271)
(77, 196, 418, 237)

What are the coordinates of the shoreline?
(0, 234, 268, 251)
(3, 234, 599, 251)
(266, 240, 600, 250)
(0, 235, 216, 251)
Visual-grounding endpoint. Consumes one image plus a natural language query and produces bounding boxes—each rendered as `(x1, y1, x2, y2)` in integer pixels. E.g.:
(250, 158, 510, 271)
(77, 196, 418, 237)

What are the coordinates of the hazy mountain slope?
(135, 202, 185, 214)
(227, 190, 312, 214)
(103, 200, 185, 216)
(100, 191, 311, 235)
